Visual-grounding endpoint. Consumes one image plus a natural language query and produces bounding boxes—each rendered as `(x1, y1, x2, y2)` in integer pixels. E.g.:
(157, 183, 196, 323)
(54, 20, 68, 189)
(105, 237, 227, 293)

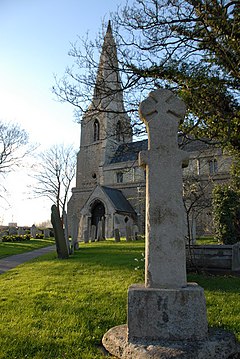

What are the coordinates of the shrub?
(2, 234, 31, 242)
(36, 233, 44, 239)
(212, 184, 240, 244)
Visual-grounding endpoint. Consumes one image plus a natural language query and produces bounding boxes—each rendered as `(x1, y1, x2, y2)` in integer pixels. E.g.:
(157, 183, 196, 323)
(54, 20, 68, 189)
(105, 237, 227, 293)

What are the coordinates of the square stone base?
(128, 283, 208, 342)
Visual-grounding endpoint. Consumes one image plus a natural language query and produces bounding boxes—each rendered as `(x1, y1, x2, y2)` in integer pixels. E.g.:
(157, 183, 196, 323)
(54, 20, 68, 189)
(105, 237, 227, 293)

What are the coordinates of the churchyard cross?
(102, 89, 239, 358)
(138, 88, 188, 288)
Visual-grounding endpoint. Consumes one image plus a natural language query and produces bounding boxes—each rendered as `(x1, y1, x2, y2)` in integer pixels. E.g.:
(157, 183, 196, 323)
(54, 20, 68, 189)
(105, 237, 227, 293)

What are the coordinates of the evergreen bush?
(212, 185, 240, 244)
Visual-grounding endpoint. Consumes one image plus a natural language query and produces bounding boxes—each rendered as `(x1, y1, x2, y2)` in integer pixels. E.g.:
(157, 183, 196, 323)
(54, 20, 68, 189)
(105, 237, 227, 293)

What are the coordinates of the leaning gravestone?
(102, 89, 239, 358)
(51, 205, 69, 259)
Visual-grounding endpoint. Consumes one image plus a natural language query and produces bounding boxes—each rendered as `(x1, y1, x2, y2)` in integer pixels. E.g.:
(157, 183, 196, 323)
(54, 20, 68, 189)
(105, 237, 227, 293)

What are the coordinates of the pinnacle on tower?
(106, 20, 112, 34)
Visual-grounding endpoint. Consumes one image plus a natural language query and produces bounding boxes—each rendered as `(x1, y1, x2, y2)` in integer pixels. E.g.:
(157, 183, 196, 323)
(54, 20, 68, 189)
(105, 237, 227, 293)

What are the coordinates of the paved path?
(0, 245, 56, 274)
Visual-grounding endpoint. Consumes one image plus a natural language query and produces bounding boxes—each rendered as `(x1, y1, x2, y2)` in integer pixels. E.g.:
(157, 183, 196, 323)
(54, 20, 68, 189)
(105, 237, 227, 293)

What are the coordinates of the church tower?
(68, 21, 133, 229)
(75, 21, 132, 189)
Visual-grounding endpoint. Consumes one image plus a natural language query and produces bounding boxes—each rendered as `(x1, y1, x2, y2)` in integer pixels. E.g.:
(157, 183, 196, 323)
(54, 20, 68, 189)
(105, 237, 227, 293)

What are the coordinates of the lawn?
(0, 238, 55, 259)
(0, 240, 239, 359)
(196, 236, 219, 245)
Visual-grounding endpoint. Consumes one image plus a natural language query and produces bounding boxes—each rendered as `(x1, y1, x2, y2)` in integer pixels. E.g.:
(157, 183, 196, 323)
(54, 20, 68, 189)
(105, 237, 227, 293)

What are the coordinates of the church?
(67, 22, 232, 241)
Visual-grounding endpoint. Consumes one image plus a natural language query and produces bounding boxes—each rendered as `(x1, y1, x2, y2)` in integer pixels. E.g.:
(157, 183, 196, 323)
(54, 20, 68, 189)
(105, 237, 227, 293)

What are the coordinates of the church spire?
(90, 21, 124, 111)
(106, 20, 112, 34)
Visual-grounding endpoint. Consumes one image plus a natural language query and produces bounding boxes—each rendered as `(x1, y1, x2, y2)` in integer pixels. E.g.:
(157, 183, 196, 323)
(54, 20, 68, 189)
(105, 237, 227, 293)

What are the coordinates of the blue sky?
(0, 0, 122, 226)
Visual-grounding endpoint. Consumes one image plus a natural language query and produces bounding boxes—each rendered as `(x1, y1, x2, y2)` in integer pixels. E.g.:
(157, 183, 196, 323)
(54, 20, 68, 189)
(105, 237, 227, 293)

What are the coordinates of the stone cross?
(102, 89, 238, 357)
(138, 88, 188, 288)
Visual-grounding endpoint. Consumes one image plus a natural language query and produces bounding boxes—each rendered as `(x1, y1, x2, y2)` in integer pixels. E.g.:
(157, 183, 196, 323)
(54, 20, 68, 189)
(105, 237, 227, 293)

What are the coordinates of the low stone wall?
(186, 242, 240, 274)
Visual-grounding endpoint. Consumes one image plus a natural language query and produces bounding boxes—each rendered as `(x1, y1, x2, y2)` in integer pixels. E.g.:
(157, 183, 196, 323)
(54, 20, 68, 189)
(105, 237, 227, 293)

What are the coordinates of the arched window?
(93, 119, 100, 142)
(116, 171, 123, 183)
(116, 121, 122, 142)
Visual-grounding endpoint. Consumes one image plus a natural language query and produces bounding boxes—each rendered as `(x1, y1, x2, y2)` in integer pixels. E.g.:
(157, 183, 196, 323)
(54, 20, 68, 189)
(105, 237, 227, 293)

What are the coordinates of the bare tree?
(183, 174, 212, 243)
(0, 120, 31, 207)
(32, 144, 77, 219)
(53, 1, 239, 150)
(52, 22, 147, 139)
(0, 121, 29, 174)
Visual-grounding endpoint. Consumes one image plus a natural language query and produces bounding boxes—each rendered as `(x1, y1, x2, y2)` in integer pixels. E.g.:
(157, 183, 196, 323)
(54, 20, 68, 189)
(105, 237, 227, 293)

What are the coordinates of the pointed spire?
(90, 21, 123, 110)
(106, 20, 112, 34)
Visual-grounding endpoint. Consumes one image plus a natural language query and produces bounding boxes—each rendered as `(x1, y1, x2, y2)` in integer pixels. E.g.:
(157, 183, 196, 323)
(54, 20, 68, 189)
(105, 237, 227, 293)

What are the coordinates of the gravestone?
(63, 210, 71, 253)
(114, 228, 120, 242)
(17, 227, 25, 236)
(71, 214, 80, 251)
(102, 89, 239, 358)
(30, 225, 37, 238)
(125, 224, 132, 242)
(43, 228, 50, 238)
(97, 220, 103, 241)
(133, 224, 139, 240)
(51, 205, 69, 259)
(83, 229, 89, 243)
(90, 225, 96, 242)
(9, 226, 17, 236)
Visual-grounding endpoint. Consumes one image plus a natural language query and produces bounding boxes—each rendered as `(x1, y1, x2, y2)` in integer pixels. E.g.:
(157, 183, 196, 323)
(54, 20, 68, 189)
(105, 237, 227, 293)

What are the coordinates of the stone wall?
(186, 243, 240, 273)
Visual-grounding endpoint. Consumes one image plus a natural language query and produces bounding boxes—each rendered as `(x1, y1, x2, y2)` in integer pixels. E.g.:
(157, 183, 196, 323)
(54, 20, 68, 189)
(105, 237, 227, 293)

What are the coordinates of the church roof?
(102, 186, 136, 215)
(109, 140, 148, 164)
(109, 137, 211, 164)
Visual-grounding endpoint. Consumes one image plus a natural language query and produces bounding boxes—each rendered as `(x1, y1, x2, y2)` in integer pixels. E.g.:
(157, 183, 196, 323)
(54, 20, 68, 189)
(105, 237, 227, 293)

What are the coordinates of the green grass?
(0, 240, 239, 358)
(0, 238, 54, 259)
(188, 273, 240, 338)
(196, 236, 219, 245)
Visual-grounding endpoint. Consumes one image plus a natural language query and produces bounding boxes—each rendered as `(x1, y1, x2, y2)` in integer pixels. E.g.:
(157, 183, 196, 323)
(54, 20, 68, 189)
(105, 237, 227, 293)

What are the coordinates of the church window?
(116, 171, 123, 183)
(196, 159, 201, 175)
(93, 119, 100, 142)
(116, 121, 123, 142)
(209, 158, 218, 175)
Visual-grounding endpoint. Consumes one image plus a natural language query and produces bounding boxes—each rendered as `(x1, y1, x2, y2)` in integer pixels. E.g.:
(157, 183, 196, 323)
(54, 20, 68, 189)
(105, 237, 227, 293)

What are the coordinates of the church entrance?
(91, 200, 105, 240)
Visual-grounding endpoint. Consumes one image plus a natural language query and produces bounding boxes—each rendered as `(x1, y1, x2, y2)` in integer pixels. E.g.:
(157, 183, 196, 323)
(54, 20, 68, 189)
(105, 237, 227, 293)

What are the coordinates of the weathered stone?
(71, 214, 79, 251)
(133, 225, 139, 240)
(43, 228, 50, 238)
(102, 89, 240, 358)
(63, 210, 71, 253)
(138, 89, 188, 288)
(114, 228, 120, 242)
(9, 226, 17, 235)
(17, 227, 25, 235)
(128, 283, 208, 342)
(30, 225, 37, 238)
(90, 225, 96, 242)
(83, 229, 89, 243)
(97, 220, 103, 241)
(51, 205, 69, 259)
(103, 325, 240, 359)
(126, 224, 132, 242)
